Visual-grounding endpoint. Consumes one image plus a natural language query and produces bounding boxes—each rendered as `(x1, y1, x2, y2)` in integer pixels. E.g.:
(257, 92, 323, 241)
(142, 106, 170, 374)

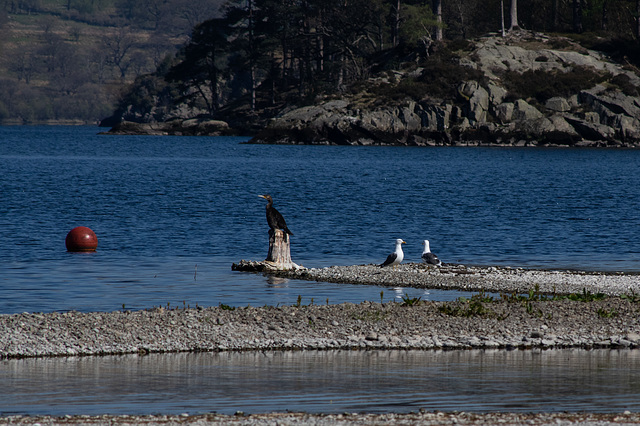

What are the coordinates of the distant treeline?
(0, 0, 225, 124)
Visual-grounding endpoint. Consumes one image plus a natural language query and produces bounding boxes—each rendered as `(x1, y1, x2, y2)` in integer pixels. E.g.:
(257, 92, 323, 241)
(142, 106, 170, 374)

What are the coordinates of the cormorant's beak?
(258, 195, 266, 199)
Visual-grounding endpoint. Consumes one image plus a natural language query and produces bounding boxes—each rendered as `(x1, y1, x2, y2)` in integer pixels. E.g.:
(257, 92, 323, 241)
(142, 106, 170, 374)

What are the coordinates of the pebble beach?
(3, 263, 640, 425)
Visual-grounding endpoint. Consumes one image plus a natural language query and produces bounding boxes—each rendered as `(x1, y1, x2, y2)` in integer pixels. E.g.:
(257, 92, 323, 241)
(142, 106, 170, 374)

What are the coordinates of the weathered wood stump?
(232, 229, 302, 272)
(266, 229, 293, 265)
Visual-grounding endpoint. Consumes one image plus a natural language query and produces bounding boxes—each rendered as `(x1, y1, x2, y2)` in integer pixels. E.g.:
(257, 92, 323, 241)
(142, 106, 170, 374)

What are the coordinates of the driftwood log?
(232, 229, 302, 272)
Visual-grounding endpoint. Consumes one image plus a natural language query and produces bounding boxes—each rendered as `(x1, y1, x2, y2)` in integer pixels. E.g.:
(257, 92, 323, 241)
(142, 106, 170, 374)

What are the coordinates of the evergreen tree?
(167, 18, 229, 112)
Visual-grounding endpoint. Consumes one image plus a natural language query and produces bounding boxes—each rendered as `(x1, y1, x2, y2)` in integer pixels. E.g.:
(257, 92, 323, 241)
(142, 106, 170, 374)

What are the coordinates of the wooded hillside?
(0, 0, 225, 124)
(107, 0, 640, 133)
(3, 0, 640, 126)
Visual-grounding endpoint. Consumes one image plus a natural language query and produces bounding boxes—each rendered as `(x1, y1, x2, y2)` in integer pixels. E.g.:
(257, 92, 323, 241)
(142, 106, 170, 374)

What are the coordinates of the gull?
(379, 239, 406, 270)
(421, 239, 442, 267)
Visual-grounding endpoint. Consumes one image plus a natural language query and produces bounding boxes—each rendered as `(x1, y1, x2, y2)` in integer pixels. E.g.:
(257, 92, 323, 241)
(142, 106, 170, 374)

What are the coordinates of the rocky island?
(248, 32, 640, 147)
(106, 31, 640, 148)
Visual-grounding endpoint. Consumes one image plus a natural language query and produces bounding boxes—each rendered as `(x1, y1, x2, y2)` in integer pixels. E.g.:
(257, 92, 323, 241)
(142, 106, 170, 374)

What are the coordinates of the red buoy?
(65, 226, 98, 252)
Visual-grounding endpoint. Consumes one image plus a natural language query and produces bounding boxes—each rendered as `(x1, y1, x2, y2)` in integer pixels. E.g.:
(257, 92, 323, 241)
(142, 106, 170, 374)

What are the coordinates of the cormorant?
(258, 194, 293, 235)
(421, 239, 442, 267)
(379, 239, 405, 269)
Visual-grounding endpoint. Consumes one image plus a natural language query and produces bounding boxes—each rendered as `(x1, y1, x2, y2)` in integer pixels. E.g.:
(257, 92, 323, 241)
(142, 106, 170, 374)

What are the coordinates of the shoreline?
(3, 411, 640, 425)
(252, 262, 640, 297)
(3, 264, 640, 360)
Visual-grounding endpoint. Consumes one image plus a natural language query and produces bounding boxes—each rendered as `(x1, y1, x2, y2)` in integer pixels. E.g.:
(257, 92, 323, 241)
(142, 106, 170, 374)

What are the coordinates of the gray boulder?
(545, 97, 571, 112)
(512, 100, 543, 121)
(459, 81, 489, 123)
(487, 83, 507, 107)
(420, 103, 451, 131)
(581, 86, 640, 117)
(495, 103, 514, 123)
(579, 86, 640, 140)
(565, 116, 616, 141)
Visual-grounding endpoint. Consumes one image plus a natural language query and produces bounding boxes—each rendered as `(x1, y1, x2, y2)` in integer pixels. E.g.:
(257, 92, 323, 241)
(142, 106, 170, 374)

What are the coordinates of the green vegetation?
(438, 291, 501, 318)
(566, 288, 607, 302)
(438, 286, 610, 319)
(609, 74, 640, 97)
(501, 66, 611, 103)
(364, 46, 487, 103)
(400, 294, 422, 307)
(597, 308, 618, 318)
(621, 290, 640, 303)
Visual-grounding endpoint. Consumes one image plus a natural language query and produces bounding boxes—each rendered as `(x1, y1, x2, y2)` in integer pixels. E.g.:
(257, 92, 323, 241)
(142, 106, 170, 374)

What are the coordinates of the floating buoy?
(65, 226, 98, 252)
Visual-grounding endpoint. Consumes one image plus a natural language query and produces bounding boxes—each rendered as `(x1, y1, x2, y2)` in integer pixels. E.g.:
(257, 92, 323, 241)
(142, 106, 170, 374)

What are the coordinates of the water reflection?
(2, 349, 640, 416)
(0, 254, 479, 314)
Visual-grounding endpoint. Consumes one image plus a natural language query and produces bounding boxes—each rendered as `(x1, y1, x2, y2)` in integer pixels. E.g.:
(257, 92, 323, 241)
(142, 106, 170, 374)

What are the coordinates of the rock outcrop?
(250, 32, 640, 147)
(102, 118, 231, 136)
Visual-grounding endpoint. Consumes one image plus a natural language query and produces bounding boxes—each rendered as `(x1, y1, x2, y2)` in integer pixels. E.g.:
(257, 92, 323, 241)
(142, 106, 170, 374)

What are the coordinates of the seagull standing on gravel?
(379, 239, 406, 270)
(421, 239, 442, 267)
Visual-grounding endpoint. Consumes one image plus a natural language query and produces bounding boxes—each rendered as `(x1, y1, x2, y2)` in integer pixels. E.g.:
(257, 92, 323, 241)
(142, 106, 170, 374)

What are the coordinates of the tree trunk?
(248, 0, 256, 110)
(265, 229, 299, 269)
(509, 0, 519, 30)
(637, 0, 640, 38)
(434, 0, 443, 41)
(573, 0, 583, 33)
(501, 0, 506, 37)
(393, 0, 401, 47)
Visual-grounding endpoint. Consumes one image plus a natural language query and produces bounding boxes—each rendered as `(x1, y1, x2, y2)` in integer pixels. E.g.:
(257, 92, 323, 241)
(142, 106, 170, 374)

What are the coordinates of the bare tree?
(145, 0, 171, 31)
(104, 27, 137, 80)
(551, 0, 560, 30)
(10, 46, 37, 84)
(88, 48, 110, 84)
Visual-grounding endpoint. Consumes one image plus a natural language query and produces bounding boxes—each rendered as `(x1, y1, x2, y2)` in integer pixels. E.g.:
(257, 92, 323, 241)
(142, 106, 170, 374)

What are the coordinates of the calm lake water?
(2, 126, 640, 417)
(1, 126, 640, 314)
(3, 349, 640, 416)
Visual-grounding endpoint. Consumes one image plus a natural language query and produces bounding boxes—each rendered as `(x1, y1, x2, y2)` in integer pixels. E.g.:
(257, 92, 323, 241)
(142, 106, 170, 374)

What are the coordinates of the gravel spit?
(270, 262, 640, 297)
(3, 263, 640, 425)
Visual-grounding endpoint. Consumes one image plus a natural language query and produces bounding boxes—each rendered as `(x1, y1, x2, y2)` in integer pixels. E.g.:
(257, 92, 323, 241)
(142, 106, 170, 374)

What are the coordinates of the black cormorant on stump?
(256, 194, 299, 270)
(258, 194, 293, 236)
(232, 195, 301, 272)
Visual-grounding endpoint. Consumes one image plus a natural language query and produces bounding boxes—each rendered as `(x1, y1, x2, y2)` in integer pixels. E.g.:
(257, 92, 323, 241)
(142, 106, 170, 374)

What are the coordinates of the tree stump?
(265, 229, 300, 270)
(267, 229, 289, 262)
(232, 229, 301, 272)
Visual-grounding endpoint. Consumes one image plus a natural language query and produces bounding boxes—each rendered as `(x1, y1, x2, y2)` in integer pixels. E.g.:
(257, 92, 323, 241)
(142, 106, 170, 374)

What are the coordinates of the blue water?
(2, 126, 640, 314)
(3, 349, 640, 416)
